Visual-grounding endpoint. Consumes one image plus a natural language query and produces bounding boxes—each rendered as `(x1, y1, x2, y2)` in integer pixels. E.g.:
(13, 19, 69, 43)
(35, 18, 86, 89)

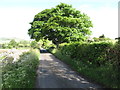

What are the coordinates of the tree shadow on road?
(35, 53, 103, 89)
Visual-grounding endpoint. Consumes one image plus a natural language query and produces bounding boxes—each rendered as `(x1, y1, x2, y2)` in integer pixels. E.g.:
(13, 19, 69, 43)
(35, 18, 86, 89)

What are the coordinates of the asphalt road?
(35, 53, 102, 89)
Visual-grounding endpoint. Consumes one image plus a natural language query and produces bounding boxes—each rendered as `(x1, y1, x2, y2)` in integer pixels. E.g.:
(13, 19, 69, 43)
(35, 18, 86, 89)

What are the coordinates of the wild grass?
(2, 49, 40, 88)
(50, 49, 119, 88)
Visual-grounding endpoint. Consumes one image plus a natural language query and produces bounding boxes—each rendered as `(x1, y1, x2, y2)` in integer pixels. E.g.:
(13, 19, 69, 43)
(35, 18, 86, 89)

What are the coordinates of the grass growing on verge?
(2, 49, 40, 88)
(50, 49, 119, 88)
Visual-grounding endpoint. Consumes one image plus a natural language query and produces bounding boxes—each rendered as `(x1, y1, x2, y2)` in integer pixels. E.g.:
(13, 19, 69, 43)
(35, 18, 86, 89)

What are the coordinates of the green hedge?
(49, 41, 120, 88)
(2, 49, 40, 88)
(60, 42, 113, 66)
(106, 40, 120, 68)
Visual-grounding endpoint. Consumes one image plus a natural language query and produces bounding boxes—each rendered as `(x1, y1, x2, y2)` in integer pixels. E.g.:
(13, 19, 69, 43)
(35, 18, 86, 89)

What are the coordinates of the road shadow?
(35, 53, 103, 89)
(39, 48, 48, 53)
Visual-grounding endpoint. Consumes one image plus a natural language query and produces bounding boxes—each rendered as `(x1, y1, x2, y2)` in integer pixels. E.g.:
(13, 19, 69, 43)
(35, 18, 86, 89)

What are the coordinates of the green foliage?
(2, 49, 40, 88)
(93, 34, 111, 42)
(49, 41, 120, 88)
(0, 38, 31, 49)
(1, 44, 8, 49)
(30, 40, 39, 48)
(39, 39, 54, 49)
(99, 34, 105, 38)
(28, 3, 93, 46)
(18, 40, 30, 48)
(8, 39, 18, 48)
(106, 39, 120, 69)
(60, 41, 113, 66)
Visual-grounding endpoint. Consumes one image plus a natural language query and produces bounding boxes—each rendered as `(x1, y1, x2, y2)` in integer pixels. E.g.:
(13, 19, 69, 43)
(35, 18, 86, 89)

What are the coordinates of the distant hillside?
(0, 37, 30, 44)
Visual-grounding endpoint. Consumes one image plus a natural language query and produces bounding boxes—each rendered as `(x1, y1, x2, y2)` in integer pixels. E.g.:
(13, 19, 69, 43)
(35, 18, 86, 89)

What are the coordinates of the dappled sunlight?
(36, 53, 101, 88)
(40, 53, 54, 61)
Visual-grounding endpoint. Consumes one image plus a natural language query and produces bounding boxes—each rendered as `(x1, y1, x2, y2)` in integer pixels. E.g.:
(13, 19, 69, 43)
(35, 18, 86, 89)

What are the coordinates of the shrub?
(106, 40, 120, 69)
(60, 41, 113, 66)
(50, 41, 120, 88)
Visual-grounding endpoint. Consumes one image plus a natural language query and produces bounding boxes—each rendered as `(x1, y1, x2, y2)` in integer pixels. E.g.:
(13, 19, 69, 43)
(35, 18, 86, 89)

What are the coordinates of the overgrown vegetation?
(1, 49, 40, 88)
(48, 40, 120, 88)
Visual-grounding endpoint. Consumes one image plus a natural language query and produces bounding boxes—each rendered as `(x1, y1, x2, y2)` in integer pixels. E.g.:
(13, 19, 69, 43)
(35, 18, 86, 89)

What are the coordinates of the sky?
(0, 0, 119, 40)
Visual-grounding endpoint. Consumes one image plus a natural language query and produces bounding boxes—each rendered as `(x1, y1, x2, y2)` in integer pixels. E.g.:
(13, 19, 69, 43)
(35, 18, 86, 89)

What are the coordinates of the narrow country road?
(35, 52, 102, 89)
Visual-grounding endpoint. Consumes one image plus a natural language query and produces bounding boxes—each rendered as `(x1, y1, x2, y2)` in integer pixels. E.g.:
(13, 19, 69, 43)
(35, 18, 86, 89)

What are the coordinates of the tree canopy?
(93, 34, 111, 42)
(8, 39, 18, 48)
(28, 3, 93, 46)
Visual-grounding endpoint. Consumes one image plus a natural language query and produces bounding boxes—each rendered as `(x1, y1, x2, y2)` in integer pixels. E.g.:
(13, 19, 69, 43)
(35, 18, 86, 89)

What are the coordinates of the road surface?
(35, 52, 102, 89)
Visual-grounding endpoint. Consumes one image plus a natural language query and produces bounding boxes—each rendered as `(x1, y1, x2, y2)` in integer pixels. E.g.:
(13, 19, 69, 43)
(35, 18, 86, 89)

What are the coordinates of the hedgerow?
(49, 40, 120, 88)
(106, 40, 120, 69)
(60, 41, 113, 66)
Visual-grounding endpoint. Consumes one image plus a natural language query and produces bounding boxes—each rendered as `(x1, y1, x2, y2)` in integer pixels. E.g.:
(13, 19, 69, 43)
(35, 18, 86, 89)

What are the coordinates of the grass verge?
(2, 49, 40, 88)
(50, 49, 119, 88)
